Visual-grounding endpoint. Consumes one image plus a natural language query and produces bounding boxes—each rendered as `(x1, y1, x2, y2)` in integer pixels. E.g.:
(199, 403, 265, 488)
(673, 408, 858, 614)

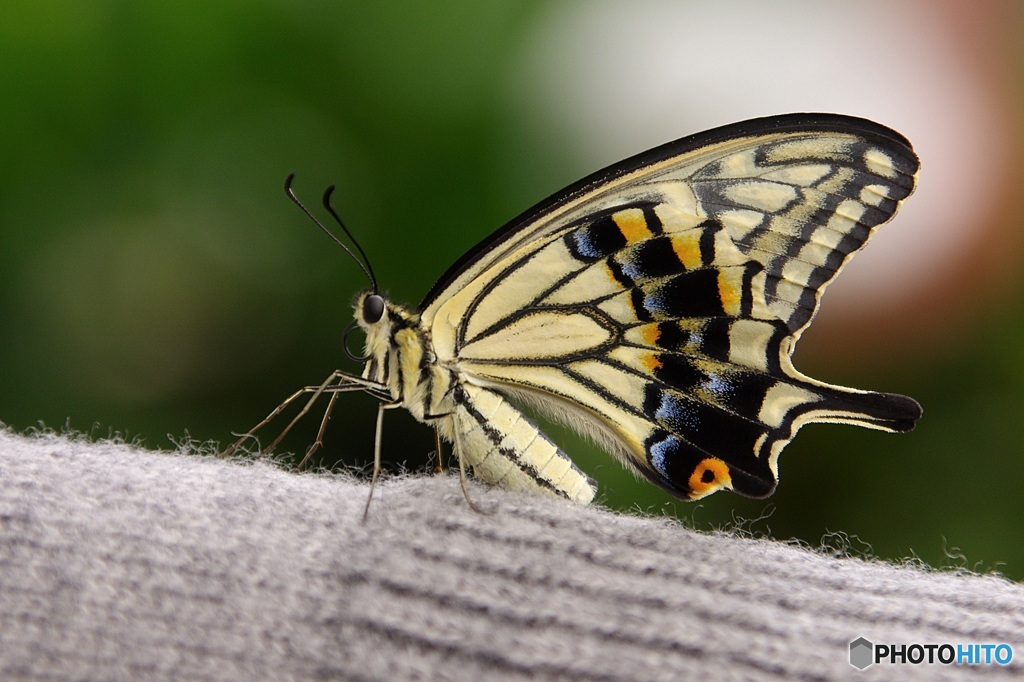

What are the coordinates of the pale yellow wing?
(421, 114, 921, 499)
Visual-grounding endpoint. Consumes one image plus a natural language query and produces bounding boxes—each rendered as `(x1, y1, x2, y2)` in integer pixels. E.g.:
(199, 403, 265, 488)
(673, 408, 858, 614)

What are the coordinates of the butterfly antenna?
(284, 173, 377, 291)
(322, 184, 377, 292)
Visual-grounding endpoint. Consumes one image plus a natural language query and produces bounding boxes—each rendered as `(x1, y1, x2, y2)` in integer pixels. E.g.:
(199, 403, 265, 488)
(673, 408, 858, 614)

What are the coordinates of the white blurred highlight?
(509, 0, 1007, 318)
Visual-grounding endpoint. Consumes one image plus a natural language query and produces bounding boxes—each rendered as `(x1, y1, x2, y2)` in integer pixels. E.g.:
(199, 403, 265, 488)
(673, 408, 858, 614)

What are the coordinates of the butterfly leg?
(220, 370, 385, 458)
(422, 405, 487, 512)
(219, 383, 327, 458)
(295, 389, 340, 470)
(451, 423, 488, 515)
(433, 426, 445, 474)
(261, 372, 371, 455)
(363, 401, 403, 520)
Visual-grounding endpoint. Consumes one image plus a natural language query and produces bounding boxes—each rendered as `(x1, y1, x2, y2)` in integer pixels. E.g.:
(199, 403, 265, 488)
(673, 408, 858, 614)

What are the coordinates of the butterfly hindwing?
(419, 114, 921, 500)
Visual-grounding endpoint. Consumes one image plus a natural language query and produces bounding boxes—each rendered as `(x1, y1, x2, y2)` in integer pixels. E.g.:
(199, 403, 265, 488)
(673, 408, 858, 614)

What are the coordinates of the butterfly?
(223, 113, 922, 509)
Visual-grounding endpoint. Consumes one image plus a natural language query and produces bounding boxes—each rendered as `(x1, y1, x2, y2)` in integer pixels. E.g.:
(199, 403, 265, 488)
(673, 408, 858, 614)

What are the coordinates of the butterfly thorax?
(352, 290, 600, 504)
(354, 291, 454, 423)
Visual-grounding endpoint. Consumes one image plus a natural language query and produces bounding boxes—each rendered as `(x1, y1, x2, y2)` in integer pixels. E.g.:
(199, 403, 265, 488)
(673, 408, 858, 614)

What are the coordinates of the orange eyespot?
(688, 457, 732, 496)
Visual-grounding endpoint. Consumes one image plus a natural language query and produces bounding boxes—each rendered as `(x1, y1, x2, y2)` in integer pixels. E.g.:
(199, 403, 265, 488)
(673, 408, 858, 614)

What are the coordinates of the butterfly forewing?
(422, 114, 921, 500)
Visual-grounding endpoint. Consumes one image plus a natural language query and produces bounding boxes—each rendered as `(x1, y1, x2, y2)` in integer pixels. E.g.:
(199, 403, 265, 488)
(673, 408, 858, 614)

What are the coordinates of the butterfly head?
(345, 290, 389, 365)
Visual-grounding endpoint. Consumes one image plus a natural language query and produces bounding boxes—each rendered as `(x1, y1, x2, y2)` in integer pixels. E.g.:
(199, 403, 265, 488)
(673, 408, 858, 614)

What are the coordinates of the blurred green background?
(3, 1, 1024, 579)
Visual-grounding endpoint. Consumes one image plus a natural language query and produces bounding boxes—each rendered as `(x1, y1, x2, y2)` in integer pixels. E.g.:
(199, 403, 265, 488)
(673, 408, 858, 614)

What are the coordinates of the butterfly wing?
(422, 113, 922, 500)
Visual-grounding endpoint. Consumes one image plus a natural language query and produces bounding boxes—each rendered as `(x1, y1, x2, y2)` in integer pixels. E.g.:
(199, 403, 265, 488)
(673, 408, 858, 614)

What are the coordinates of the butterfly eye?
(362, 294, 385, 324)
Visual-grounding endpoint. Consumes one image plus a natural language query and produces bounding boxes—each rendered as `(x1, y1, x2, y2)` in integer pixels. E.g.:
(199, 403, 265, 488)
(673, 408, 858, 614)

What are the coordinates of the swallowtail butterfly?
(224, 113, 922, 507)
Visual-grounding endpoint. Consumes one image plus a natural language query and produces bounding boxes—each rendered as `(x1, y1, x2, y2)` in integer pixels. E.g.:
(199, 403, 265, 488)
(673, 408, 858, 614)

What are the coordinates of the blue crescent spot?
(702, 373, 735, 399)
(655, 391, 699, 430)
(569, 232, 602, 260)
(648, 434, 676, 478)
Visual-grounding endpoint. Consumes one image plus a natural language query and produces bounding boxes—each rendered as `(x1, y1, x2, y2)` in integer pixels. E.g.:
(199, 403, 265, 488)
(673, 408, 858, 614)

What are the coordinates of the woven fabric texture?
(1, 429, 1022, 680)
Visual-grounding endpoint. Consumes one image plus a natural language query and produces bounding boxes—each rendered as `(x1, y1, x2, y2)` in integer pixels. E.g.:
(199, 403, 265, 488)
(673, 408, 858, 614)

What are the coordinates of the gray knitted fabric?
(1, 430, 1022, 681)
